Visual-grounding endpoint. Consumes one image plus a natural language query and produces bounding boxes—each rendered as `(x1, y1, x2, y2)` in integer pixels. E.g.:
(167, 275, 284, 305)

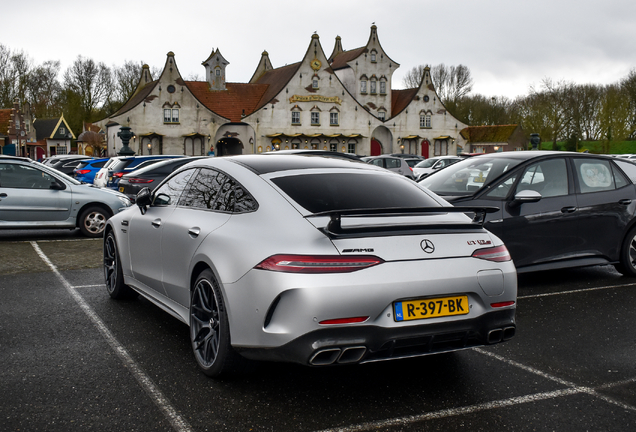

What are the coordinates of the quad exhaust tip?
(487, 326, 516, 344)
(309, 346, 367, 366)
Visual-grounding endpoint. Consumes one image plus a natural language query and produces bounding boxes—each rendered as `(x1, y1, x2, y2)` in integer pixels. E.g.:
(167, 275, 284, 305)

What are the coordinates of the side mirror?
(50, 180, 66, 190)
(136, 187, 152, 214)
(509, 189, 542, 208)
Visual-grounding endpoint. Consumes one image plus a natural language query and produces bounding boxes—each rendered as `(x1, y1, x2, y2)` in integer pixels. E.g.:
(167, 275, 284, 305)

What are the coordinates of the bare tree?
(112, 60, 144, 104)
(401, 64, 427, 88)
(27, 60, 63, 118)
(402, 63, 473, 105)
(63, 56, 114, 122)
(0, 45, 33, 108)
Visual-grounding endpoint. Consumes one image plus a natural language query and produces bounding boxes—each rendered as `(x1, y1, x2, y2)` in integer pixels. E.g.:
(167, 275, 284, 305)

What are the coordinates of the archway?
(216, 137, 243, 156)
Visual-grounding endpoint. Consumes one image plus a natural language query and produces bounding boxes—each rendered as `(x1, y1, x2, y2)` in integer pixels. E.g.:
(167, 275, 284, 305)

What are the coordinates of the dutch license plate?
(394, 295, 469, 322)
(119, 187, 124, 192)
(108, 176, 113, 182)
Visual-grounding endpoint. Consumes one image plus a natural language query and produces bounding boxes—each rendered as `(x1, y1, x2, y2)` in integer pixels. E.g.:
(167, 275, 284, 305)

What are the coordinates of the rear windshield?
(272, 173, 440, 213)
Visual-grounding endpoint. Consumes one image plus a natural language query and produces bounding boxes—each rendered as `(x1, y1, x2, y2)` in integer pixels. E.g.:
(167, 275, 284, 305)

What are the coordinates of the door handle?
(151, 219, 162, 228)
(619, 199, 632, 205)
(188, 227, 201, 237)
(561, 206, 577, 213)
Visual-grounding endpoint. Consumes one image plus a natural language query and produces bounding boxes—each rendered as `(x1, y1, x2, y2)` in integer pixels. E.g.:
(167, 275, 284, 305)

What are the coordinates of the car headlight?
(118, 196, 132, 207)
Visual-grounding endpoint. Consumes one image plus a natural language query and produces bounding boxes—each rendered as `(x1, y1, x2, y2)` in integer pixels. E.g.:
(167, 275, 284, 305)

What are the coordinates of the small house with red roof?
(458, 124, 528, 154)
(96, 25, 467, 158)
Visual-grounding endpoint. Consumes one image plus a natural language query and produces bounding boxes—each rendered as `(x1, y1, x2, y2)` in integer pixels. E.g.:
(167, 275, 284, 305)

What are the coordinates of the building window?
(380, 80, 386, 94)
(348, 140, 357, 154)
(311, 112, 320, 125)
(330, 142, 337, 151)
(378, 111, 385, 121)
(420, 114, 431, 128)
(291, 111, 300, 125)
(371, 50, 377, 62)
(370, 80, 376, 94)
(164, 108, 179, 123)
(312, 78, 319, 89)
(216, 69, 221, 76)
(60, 127, 66, 135)
(360, 80, 367, 94)
(330, 112, 339, 125)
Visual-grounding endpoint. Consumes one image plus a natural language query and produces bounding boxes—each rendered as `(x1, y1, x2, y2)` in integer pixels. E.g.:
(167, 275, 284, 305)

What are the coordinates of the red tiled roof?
(187, 82, 270, 122)
(391, 88, 418, 118)
(460, 125, 520, 143)
(329, 47, 366, 70)
(251, 62, 302, 111)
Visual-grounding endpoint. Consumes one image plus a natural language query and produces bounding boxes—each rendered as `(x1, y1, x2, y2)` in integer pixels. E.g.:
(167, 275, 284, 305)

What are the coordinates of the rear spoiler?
(306, 206, 499, 238)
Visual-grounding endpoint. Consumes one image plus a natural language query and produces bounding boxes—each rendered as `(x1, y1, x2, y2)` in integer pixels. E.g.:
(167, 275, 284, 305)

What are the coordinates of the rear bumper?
(235, 308, 515, 366)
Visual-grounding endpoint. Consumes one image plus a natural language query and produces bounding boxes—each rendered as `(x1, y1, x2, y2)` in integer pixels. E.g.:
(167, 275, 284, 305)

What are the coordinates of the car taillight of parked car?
(75, 169, 91, 175)
(126, 178, 154, 184)
(255, 254, 384, 273)
(471, 245, 511, 262)
(112, 172, 125, 178)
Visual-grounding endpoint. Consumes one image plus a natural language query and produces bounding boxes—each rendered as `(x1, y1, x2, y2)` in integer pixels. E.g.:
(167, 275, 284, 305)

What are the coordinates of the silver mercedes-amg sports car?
(104, 155, 517, 377)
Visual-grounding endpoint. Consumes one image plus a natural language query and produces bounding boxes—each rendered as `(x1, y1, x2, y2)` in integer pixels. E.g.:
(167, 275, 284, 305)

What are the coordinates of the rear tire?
(190, 269, 243, 377)
(104, 231, 137, 299)
(615, 226, 636, 277)
(79, 205, 109, 238)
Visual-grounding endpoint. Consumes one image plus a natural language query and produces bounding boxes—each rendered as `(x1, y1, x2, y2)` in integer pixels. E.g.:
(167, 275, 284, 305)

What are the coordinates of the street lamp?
(147, 142, 152, 155)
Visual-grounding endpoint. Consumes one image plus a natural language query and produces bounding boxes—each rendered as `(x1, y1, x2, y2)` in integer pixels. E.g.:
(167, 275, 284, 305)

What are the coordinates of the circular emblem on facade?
(420, 239, 435, 254)
(423, 95, 430, 102)
(311, 59, 322, 71)
(167, 85, 176, 93)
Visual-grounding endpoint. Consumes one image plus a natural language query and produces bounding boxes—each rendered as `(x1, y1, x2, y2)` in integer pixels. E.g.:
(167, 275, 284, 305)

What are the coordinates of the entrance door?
(421, 139, 430, 158)
(371, 139, 382, 156)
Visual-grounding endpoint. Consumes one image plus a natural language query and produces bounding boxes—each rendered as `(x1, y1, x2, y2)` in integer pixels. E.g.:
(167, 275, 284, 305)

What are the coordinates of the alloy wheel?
(190, 279, 221, 368)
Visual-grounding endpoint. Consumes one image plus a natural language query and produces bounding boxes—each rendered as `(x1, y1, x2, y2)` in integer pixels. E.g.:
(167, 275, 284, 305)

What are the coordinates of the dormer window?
(312, 78, 319, 89)
(371, 50, 377, 62)
(378, 111, 386, 121)
(215, 68, 221, 76)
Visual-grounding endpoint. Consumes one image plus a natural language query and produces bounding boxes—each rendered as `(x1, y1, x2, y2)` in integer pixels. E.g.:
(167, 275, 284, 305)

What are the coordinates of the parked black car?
(118, 156, 206, 200)
(418, 151, 636, 275)
(42, 155, 93, 175)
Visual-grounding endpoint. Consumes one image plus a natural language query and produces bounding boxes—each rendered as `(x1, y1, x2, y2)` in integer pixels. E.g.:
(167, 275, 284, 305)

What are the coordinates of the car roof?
(226, 154, 384, 175)
(265, 149, 363, 161)
(0, 155, 32, 162)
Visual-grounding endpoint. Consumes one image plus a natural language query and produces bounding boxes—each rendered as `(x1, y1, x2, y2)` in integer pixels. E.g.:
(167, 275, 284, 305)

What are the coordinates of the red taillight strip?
(471, 245, 511, 262)
(319, 316, 369, 325)
(255, 255, 384, 273)
(112, 172, 125, 178)
(127, 178, 154, 184)
(75, 169, 90, 175)
(491, 301, 515, 308)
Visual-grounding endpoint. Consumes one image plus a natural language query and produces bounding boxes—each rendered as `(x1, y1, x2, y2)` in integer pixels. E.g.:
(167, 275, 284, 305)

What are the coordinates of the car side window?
(486, 173, 519, 199)
(0, 163, 56, 189)
(370, 159, 384, 168)
(515, 158, 568, 198)
(614, 160, 636, 184)
(179, 168, 258, 213)
(574, 159, 627, 193)
(385, 159, 401, 169)
(152, 168, 196, 206)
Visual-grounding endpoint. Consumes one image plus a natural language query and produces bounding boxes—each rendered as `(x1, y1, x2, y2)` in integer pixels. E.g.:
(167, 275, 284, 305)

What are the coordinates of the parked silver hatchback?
(0, 156, 132, 237)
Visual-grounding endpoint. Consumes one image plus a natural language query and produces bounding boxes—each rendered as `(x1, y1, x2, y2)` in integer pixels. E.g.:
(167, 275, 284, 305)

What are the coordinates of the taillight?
(75, 169, 90, 175)
(471, 245, 511, 262)
(255, 255, 384, 273)
(126, 178, 154, 184)
(112, 172, 125, 178)
(491, 301, 515, 308)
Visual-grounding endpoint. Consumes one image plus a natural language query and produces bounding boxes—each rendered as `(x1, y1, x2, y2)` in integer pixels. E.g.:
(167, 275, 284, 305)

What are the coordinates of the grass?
(538, 140, 636, 154)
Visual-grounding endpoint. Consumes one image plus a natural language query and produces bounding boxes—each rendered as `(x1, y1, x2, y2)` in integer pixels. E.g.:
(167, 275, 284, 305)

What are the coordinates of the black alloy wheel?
(104, 231, 136, 299)
(616, 226, 636, 277)
(190, 269, 241, 377)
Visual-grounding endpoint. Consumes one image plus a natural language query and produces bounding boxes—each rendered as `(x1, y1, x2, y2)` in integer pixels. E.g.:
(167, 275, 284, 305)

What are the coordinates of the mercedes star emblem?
(421, 239, 435, 254)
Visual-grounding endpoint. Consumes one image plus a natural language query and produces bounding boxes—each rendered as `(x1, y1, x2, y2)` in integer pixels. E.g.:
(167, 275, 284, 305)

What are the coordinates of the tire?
(190, 269, 242, 377)
(79, 206, 110, 238)
(615, 226, 636, 277)
(104, 231, 137, 299)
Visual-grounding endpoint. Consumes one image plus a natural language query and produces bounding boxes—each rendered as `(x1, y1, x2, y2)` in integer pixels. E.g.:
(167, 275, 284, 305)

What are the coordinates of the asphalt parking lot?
(2, 231, 636, 431)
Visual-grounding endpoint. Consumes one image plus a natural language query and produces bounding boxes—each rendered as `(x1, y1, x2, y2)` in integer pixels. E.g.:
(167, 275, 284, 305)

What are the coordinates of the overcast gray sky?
(3, 0, 635, 99)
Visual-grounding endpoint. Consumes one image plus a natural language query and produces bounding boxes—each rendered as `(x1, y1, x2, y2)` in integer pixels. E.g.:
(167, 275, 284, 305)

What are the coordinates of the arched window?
(329, 107, 340, 126)
(379, 78, 387, 94)
(370, 78, 377, 94)
(291, 106, 302, 125)
(360, 74, 368, 94)
(370, 50, 377, 62)
(420, 110, 432, 128)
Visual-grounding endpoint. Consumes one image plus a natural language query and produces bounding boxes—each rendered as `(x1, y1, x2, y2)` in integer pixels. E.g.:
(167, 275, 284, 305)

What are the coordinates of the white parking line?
(73, 284, 106, 289)
(518, 282, 636, 299)
(30, 241, 193, 432)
